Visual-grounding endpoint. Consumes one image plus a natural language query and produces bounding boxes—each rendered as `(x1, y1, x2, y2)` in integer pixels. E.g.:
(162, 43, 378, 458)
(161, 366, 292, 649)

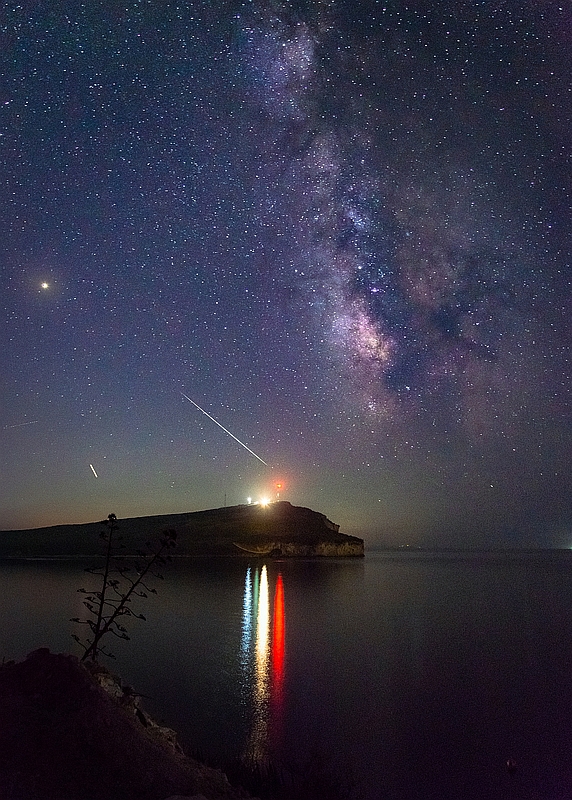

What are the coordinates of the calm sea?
(2, 551, 572, 800)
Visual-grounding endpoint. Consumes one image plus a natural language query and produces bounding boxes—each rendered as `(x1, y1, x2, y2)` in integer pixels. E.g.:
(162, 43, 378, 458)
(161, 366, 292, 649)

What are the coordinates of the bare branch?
(72, 516, 175, 662)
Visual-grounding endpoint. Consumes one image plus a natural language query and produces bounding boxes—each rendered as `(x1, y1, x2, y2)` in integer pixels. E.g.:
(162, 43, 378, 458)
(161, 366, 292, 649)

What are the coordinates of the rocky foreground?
(0, 648, 252, 800)
(0, 502, 364, 558)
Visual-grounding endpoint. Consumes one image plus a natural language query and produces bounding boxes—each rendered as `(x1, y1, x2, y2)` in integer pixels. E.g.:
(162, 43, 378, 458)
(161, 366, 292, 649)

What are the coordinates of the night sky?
(1, 1, 570, 547)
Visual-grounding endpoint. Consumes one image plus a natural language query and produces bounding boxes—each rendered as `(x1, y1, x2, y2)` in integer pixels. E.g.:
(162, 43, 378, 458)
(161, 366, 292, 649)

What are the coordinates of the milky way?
(237, 2, 569, 430)
(0, 1, 570, 544)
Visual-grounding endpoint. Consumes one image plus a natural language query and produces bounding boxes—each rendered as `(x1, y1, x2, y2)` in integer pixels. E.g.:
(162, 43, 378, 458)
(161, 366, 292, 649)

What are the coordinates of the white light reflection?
(256, 565, 270, 661)
(245, 564, 270, 763)
(240, 566, 252, 669)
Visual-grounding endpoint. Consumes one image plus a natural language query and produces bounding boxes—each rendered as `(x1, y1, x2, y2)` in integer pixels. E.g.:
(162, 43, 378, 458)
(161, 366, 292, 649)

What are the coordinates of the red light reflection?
(272, 574, 285, 686)
(270, 571, 285, 741)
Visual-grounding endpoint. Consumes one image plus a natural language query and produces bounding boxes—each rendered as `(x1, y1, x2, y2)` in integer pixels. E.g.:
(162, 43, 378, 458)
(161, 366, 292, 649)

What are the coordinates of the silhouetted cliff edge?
(0, 648, 250, 800)
(0, 502, 364, 558)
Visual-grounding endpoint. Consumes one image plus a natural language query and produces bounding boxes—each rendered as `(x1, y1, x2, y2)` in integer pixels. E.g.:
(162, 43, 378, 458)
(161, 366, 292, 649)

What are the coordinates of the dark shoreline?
(0, 648, 253, 800)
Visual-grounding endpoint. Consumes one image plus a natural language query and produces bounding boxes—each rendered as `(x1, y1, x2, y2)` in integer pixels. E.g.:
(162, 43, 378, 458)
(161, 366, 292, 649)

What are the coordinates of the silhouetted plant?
(71, 513, 176, 662)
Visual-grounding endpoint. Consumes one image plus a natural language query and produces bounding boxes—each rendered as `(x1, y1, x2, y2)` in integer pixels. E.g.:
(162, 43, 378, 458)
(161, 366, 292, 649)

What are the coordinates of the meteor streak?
(3, 420, 39, 429)
(182, 393, 269, 466)
(89, 463, 98, 478)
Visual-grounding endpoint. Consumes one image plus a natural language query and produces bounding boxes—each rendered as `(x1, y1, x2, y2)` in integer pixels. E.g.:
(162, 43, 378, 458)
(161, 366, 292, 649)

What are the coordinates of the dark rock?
(0, 649, 250, 800)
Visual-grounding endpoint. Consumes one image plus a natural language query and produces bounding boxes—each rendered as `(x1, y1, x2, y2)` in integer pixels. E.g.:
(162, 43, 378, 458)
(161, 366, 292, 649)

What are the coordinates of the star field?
(1, 1, 570, 546)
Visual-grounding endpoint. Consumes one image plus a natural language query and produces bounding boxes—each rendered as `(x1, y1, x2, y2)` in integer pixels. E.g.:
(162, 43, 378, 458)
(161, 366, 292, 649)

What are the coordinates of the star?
(0, 1, 568, 548)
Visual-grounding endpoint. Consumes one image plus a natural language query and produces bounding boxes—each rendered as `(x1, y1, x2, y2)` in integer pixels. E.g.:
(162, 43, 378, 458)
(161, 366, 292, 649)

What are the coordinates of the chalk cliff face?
(235, 540, 364, 557)
(0, 501, 364, 558)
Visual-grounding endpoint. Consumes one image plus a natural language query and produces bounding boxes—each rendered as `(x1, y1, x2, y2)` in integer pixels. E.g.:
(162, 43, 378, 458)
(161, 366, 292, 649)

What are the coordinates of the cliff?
(0, 648, 250, 800)
(0, 502, 364, 559)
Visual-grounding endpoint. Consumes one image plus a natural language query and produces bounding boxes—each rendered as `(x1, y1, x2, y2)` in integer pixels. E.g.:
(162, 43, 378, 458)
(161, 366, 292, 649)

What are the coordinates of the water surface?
(2, 552, 572, 799)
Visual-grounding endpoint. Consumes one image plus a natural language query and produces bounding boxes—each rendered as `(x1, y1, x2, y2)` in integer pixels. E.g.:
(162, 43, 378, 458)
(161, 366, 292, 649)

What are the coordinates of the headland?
(0, 501, 364, 558)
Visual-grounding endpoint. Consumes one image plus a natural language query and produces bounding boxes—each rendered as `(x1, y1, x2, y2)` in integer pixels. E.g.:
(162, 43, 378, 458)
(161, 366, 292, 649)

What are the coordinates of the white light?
(259, 497, 270, 507)
(247, 496, 252, 504)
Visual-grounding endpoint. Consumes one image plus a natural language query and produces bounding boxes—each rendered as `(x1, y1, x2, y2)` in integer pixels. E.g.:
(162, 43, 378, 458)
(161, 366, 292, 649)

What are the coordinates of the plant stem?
(82, 517, 115, 662)
(81, 534, 170, 662)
